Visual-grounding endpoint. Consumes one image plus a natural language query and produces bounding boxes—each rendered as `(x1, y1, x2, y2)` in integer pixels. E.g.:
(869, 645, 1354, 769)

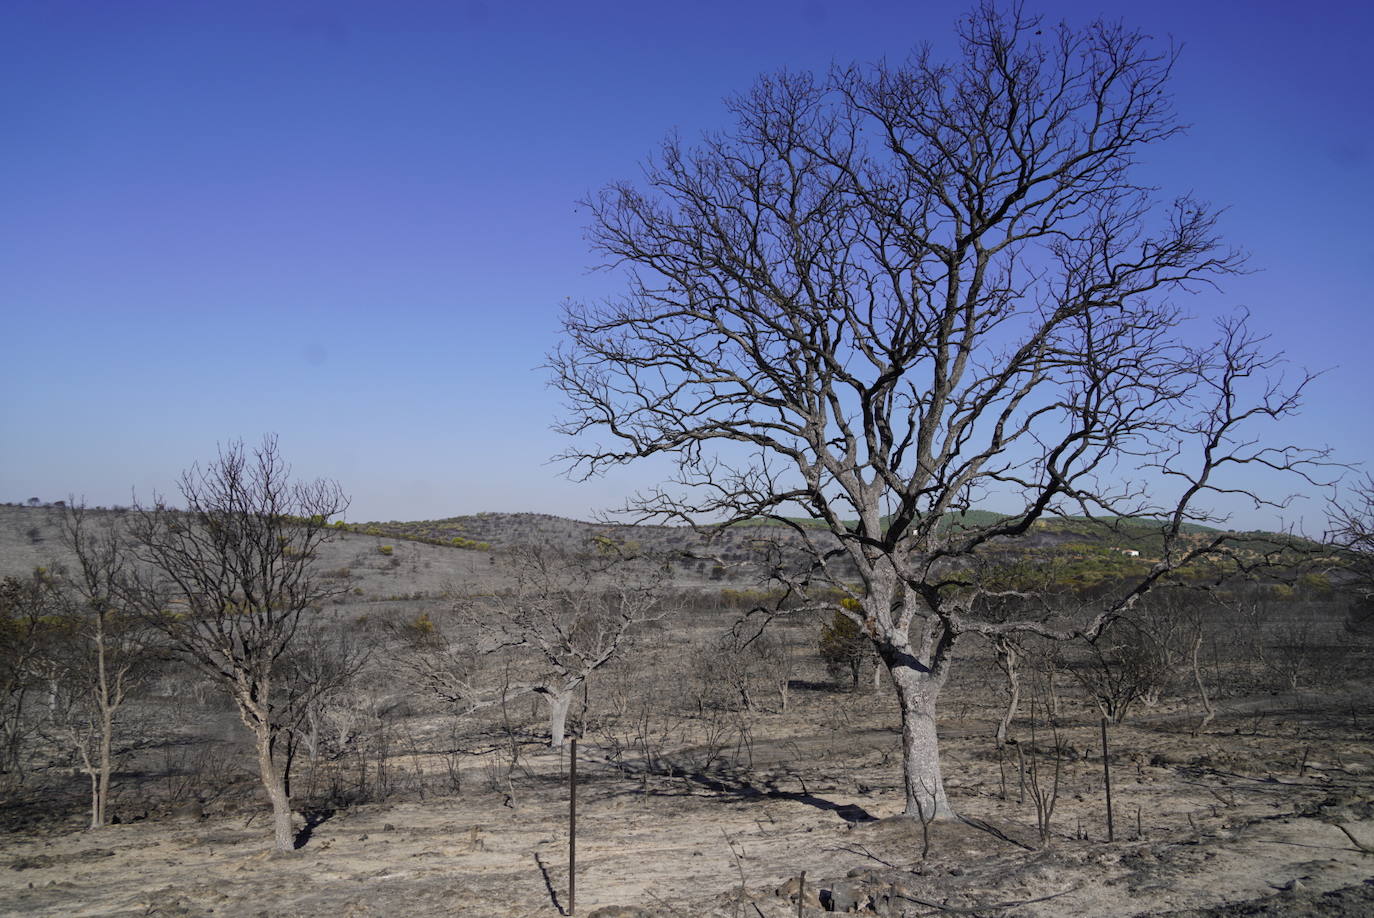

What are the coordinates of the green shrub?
(819, 603, 867, 688)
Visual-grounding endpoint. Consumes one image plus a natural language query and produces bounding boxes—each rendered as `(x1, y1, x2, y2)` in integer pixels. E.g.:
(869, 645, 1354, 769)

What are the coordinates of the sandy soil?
(4, 683, 1372, 918)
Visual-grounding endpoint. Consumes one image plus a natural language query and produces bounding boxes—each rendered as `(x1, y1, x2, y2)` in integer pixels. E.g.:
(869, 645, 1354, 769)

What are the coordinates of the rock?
(824, 879, 870, 912)
(776, 875, 822, 909)
(879, 876, 925, 913)
(382, 823, 396, 832)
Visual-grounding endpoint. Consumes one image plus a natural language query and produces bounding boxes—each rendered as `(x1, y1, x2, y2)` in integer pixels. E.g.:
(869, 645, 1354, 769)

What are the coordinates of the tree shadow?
(293, 806, 336, 849)
(533, 851, 567, 916)
(681, 768, 877, 823)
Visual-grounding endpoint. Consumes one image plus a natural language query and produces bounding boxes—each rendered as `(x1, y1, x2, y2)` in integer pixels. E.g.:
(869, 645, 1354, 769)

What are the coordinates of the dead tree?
(275, 627, 368, 800)
(0, 571, 60, 785)
(45, 502, 151, 828)
(124, 436, 348, 853)
(410, 541, 666, 749)
(1328, 474, 1374, 637)
(550, 4, 1325, 819)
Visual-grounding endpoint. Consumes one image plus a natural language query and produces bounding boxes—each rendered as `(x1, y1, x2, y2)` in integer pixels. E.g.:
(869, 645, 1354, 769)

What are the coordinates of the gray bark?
(892, 666, 953, 820)
(993, 636, 1020, 748)
(545, 687, 575, 750)
(253, 718, 295, 854)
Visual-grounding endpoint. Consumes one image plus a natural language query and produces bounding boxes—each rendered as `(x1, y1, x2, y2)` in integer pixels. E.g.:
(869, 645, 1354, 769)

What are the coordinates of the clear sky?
(3, 0, 1370, 530)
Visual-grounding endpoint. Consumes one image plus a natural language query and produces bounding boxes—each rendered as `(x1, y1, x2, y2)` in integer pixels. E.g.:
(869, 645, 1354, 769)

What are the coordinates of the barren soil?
(4, 682, 1372, 918)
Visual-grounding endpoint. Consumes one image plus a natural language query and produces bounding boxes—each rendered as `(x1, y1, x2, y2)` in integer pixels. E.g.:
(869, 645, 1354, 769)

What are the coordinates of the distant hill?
(0, 502, 1317, 595)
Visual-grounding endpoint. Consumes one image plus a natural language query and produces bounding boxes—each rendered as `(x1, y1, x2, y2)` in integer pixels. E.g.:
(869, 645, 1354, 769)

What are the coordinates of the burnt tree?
(551, 5, 1322, 818)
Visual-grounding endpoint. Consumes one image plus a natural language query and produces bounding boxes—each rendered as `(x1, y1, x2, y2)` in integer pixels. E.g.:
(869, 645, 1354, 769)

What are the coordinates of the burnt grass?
(2, 505, 1372, 916)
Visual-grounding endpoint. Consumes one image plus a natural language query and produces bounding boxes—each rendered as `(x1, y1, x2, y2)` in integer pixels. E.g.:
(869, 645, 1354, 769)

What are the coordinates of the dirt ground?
(3, 678, 1372, 918)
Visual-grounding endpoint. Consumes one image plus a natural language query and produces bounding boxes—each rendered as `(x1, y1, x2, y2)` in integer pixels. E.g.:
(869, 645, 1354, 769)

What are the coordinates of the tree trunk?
(546, 688, 575, 750)
(95, 704, 113, 828)
(1190, 634, 1215, 734)
(993, 636, 1020, 747)
(890, 664, 953, 820)
(87, 769, 100, 829)
(253, 722, 295, 853)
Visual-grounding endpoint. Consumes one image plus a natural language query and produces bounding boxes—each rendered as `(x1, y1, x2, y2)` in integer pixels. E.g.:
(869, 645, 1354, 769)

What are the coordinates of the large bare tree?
(551, 5, 1323, 819)
(125, 437, 348, 852)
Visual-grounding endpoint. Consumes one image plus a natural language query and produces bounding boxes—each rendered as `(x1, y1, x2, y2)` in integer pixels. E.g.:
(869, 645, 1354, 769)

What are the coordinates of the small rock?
(824, 879, 870, 912)
(776, 875, 822, 909)
(382, 823, 396, 832)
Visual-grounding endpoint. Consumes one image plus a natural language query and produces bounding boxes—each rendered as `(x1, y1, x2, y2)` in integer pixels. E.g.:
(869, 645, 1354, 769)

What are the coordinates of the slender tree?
(125, 436, 348, 852)
(551, 5, 1324, 818)
(0, 570, 59, 784)
(45, 502, 150, 828)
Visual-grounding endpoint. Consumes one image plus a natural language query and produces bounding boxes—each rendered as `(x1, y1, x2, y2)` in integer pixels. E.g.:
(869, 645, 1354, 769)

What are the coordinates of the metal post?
(569, 737, 577, 916)
(1101, 717, 1114, 842)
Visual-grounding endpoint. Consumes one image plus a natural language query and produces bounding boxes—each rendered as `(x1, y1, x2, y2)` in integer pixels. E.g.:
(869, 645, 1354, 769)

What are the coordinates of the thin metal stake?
(1101, 717, 1114, 843)
(569, 737, 577, 916)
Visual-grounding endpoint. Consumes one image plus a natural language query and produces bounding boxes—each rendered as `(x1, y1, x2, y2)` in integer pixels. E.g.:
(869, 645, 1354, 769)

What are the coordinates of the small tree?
(45, 502, 151, 828)
(125, 436, 348, 852)
(1328, 474, 1374, 639)
(274, 627, 367, 801)
(0, 570, 59, 784)
(411, 541, 666, 749)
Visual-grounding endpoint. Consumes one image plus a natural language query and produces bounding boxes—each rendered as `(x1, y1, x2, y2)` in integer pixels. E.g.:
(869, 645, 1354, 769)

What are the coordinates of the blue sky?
(3, 0, 1370, 530)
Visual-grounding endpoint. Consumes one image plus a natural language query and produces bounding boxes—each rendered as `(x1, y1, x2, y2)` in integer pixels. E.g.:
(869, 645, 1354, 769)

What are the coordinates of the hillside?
(1, 503, 1314, 595)
(1, 503, 1368, 918)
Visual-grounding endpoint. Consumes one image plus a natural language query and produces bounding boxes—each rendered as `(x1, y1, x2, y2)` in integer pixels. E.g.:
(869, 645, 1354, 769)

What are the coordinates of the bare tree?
(124, 437, 348, 852)
(275, 627, 368, 800)
(410, 541, 666, 749)
(550, 5, 1324, 819)
(1328, 474, 1374, 638)
(0, 570, 59, 785)
(44, 502, 151, 828)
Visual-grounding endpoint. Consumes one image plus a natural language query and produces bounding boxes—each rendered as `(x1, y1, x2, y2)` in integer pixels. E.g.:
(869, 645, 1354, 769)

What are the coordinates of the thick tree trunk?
(253, 723, 295, 853)
(890, 665, 953, 820)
